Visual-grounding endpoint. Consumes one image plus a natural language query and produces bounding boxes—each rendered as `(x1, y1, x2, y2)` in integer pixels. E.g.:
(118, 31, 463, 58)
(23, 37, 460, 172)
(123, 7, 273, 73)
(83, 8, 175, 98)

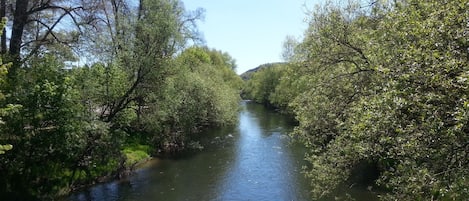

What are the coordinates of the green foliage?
(243, 63, 288, 107)
(242, 0, 469, 200)
(356, 1, 469, 199)
(0, 55, 125, 199)
(141, 46, 242, 151)
(0, 55, 81, 198)
(123, 144, 151, 167)
(0, 18, 14, 155)
(270, 63, 309, 112)
(0, 0, 242, 199)
(0, 144, 12, 154)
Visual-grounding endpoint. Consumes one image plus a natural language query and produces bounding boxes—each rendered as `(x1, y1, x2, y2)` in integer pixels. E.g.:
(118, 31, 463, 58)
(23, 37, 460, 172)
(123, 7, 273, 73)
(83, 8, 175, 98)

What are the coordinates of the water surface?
(66, 101, 375, 201)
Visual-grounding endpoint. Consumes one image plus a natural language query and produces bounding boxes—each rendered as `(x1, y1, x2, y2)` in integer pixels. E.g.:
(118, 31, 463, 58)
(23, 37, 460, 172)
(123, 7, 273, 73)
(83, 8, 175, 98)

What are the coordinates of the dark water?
(66, 101, 376, 201)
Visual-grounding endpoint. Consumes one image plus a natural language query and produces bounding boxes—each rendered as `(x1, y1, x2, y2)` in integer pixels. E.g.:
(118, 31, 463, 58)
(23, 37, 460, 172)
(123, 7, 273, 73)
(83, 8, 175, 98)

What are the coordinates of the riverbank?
(59, 127, 223, 200)
(59, 147, 152, 199)
(65, 101, 316, 201)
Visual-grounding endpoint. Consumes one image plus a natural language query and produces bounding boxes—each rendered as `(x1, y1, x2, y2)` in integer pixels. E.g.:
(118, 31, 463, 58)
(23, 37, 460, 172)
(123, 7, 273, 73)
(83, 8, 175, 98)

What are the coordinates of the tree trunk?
(10, 0, 29, 56)
(9, 0, 29, 75)
(0, 0, 6, 54)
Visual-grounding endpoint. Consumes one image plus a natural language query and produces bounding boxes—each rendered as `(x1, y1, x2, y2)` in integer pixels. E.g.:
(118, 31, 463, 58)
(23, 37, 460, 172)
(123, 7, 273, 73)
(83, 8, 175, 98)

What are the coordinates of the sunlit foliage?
(244, 0, 469, 200)
(0, 1, 242, 199)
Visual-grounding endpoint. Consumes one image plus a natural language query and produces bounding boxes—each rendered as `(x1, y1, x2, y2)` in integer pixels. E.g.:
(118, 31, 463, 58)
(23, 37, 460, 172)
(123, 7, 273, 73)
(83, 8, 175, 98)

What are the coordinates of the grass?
(122, 143, 151, 167)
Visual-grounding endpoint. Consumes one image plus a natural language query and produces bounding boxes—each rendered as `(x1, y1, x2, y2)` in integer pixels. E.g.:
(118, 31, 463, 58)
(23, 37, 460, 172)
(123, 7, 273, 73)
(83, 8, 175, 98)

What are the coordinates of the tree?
(269, 63, 308, 113)
(0, 55, 13, 153)
(0, 18, 14, 154)
(243, 63, 288, 107)
(141, 46, 242, 152)
(0, 55, 80, 198)
(0, 0, 243, 199)
(2, 0, 98, 78)
(271, 0, 469, 200)
(97, 0, 203, 123)
(354, 1, 469, 199)
(281, 35, 300, 62)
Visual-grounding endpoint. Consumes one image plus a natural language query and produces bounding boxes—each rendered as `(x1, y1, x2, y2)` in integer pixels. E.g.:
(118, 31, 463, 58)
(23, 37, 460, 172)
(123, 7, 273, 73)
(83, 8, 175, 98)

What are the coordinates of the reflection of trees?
(245, 102, 293, 135)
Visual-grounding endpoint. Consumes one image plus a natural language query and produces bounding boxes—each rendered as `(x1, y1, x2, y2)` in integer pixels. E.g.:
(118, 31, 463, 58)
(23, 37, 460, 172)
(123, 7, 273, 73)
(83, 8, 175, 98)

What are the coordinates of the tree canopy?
(243, 0, 469, 200)
(2, 0, 468, 200)
(0, 0, 242, 199)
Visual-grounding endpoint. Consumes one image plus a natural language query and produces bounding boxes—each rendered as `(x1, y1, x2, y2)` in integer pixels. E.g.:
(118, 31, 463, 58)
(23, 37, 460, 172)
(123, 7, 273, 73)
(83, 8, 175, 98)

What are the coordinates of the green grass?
(122, 144, 151, 167)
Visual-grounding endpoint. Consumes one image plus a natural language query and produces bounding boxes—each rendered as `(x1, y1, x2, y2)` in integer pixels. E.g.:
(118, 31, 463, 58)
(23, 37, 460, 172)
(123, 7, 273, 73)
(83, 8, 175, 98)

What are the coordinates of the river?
(66, 101, 377, 201)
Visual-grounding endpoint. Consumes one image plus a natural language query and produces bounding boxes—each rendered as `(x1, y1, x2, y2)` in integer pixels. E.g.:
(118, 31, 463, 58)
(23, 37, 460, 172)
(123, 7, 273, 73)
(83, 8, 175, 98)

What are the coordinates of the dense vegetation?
(244, 0, 469, 200)
(243, 63, 288, 108)
(0, 0, 241, 200)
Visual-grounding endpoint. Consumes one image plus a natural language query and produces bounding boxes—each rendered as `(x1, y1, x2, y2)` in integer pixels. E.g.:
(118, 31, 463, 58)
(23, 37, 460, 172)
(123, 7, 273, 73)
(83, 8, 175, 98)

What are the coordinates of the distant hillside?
(240, 62, 286, 80)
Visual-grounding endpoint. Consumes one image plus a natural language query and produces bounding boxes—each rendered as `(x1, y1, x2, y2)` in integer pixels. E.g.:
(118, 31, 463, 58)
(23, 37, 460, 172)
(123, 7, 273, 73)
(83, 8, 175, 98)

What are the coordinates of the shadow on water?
(65, 101, 378, 201)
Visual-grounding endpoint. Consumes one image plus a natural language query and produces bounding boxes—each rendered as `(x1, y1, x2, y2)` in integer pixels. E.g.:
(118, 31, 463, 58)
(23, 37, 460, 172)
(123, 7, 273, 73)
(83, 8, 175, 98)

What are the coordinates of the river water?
(66, 101, 376, 201)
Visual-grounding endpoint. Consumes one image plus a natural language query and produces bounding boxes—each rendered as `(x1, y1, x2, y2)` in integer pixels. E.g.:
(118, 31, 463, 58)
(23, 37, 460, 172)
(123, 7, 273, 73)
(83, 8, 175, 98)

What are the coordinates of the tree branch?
(22, 10, 73, 61)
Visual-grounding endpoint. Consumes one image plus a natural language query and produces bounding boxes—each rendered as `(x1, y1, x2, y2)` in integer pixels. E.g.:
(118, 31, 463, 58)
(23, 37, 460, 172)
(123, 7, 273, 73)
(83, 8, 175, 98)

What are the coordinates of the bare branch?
(22, 10, 75, 61)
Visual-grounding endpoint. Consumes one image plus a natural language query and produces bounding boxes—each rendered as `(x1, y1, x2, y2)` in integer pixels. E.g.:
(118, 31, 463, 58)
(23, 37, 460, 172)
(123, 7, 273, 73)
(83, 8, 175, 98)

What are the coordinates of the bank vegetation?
(0, 0, 242, 199)
(243, 0, 469, 200)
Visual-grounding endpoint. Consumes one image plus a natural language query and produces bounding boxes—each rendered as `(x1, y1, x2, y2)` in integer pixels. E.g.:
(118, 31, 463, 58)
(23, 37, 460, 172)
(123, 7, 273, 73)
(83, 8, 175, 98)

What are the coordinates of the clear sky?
(182, 0, 319, 74)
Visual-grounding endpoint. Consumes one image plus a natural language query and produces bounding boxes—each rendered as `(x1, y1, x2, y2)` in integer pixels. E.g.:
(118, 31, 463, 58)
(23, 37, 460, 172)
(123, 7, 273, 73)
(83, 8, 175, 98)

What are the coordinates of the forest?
(0, 0, 242, 199)
(244, 0, 469, 200)
(1, 0, 468, 200)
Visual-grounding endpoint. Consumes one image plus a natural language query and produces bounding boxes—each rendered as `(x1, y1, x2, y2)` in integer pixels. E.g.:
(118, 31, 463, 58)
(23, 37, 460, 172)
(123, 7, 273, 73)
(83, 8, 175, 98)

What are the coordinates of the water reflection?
(216, 102, 310, 201)
(66, 101, 310, 201)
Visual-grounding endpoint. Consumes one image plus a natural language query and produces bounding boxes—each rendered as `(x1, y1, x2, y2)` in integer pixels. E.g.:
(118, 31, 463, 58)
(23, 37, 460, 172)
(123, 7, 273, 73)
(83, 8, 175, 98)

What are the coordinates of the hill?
(240, 62, 286, 80)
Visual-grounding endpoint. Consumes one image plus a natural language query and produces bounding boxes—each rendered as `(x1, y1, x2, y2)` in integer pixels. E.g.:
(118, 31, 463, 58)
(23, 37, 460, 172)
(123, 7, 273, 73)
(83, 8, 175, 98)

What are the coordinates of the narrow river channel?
(66, 101, 376, 201)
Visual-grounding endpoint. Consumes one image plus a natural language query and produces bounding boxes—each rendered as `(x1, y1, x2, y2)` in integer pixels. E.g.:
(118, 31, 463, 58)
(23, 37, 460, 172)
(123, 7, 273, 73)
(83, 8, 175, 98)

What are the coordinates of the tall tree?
(3, 0, 97, 79)
(100, 0, 203, 122)
(0, 19, 13, 155)
(262, 0, 469, 199)
(0, 1, 6, 54)
(142, 46, 242, 151)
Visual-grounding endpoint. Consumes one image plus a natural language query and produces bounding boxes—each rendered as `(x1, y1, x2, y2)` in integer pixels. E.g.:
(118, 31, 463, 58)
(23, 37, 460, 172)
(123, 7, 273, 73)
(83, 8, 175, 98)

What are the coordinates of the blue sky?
(182, 0, 320, 74)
